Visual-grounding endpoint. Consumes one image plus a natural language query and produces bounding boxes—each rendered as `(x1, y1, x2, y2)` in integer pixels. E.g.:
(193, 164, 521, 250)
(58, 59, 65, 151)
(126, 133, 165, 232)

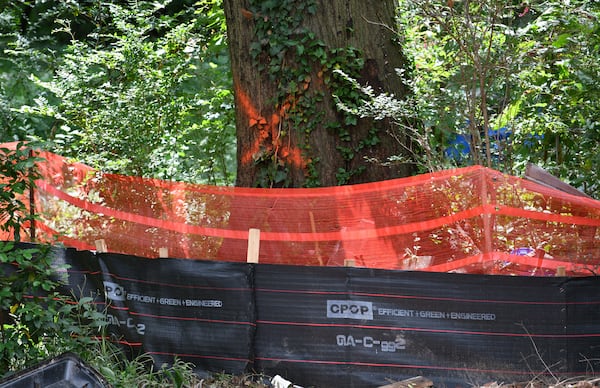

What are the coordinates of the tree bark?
(223, 0, 414, 187)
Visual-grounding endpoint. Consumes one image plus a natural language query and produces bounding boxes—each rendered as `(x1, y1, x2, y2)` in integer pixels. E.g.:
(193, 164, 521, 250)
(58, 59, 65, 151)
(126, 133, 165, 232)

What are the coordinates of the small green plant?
(89, 350, 209, 388)
(201, 371, 271, 388)
(0, 142, 42, 242)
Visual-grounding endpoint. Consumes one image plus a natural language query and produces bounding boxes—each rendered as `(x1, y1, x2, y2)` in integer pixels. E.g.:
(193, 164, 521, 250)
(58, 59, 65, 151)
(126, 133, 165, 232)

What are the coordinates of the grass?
(82, 344, 271, 388)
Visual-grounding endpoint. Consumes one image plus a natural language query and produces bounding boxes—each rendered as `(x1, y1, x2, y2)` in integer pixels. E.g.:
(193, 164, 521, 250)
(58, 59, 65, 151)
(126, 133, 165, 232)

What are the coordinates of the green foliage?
(0, 241, 108, 374)
(505, 1, 600, 195)
(4, 0, 236, 185)
(248, 0, 381, 187)
(0, 141, 108, 374)
(0, 144, 150, 380)
(248, 0, 319, 187)
(0, 2, 68, 141)
(345, 0, 600, 196)
(90, 351, 203, 388)
(0, 142, 42, 242)
(3, 0, 596, 192)
(334, 69, 444, 173)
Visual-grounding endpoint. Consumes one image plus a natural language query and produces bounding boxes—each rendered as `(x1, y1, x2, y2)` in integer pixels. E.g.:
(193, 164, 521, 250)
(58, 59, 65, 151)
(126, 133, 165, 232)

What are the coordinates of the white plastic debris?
(270, 374, 304, 388)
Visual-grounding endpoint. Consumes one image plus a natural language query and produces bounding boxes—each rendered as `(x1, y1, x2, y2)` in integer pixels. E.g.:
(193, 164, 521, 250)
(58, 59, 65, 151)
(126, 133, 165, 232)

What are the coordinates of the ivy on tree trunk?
(223, 0, 415, 187)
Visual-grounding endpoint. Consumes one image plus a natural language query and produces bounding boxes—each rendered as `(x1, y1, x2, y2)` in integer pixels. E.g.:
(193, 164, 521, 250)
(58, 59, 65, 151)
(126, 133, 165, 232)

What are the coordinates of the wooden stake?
(247, 228, 260, 263)
(344, 259, 356, 267)
(95, 239, 108, 253)
(309, 211, 324, 266)
(159, 247, 169, 258)
(556, 266, 566, 277)
(480, 171, 494, 257)
(29, 148, 36, 242)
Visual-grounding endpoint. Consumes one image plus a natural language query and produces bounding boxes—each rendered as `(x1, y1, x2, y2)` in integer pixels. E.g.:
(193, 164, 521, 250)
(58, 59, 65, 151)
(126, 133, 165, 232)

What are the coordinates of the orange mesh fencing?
(2, 144, 600, 276)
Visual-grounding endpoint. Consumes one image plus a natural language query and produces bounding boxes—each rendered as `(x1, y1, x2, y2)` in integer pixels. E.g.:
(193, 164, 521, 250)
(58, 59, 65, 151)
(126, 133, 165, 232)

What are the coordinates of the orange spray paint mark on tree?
(236, 85, 307, 171)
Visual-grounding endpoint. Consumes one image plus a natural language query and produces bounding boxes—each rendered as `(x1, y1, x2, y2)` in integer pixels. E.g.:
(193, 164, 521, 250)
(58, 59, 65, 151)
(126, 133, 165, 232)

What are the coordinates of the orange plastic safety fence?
(2, 144, 600, 276)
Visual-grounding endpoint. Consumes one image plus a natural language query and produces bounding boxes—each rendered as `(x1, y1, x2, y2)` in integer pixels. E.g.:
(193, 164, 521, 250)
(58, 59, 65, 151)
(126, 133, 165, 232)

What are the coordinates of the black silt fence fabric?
(253, 265, 599, 388)
(564, 277, 600, 373)
(7, 243, 598, 388)
(57, 247, 255, 377)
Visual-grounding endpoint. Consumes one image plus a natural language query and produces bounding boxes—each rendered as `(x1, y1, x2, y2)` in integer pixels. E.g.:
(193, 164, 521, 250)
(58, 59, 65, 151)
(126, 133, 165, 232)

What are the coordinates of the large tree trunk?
(223, 0, 414, 187)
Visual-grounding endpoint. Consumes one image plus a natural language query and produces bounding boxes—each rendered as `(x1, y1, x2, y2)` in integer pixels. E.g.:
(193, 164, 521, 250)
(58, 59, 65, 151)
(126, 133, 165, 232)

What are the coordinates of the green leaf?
(552, 33, 571, 48)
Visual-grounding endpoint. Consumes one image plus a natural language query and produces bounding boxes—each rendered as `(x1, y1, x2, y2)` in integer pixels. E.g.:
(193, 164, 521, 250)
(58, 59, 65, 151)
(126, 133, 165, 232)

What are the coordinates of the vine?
(248, 0, 377, 187)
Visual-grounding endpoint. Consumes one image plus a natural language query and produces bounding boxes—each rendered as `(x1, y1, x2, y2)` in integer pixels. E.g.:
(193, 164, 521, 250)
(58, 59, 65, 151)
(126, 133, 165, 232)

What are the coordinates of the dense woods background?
(1, 0, 598, 194)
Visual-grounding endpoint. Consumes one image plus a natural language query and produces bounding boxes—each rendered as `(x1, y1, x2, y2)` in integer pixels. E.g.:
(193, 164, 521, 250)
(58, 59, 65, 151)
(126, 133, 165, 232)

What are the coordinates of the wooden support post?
(95, 239, 108, 253)
(309, 211, 324, 266)
(344, 259, 356, 267)
(481, 170, 494, 258)
(247, 228, 260, 263)
(159, 247, 169, 258)
(556, 266, 566, 277)
(28, 148, 36, 242)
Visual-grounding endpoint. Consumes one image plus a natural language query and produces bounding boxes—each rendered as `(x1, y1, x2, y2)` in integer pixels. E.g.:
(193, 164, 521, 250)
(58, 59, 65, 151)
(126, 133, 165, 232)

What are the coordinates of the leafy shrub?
(0, 142, 41, 242)
(0, 142, 107, 376)
(0, 242, 108, 374)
